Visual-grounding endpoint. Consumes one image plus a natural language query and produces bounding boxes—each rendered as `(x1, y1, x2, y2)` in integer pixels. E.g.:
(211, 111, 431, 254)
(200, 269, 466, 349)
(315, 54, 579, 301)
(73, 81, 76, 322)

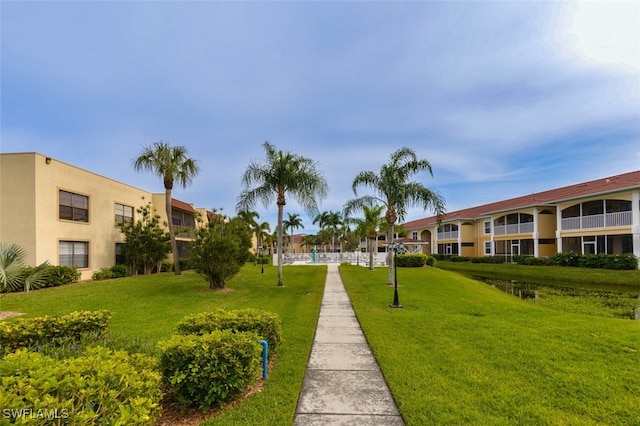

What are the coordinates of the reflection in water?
(474, 277, 640, 320)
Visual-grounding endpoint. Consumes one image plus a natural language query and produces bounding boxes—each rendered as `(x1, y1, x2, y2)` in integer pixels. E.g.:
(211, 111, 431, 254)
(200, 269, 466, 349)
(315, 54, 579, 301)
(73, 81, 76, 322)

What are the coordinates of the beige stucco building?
(403, 170, 640, 265)
(0, 152, 211, 280)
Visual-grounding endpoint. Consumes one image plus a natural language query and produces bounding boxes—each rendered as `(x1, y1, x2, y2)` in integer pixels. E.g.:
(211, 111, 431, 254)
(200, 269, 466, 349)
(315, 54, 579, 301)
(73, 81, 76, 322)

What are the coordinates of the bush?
(110, 264, 129, 278)
(92, 267, 113, 281)
(395, 254, 426, 267)
(158, 330, 262, 410)
(0, 310, 112, 355)
(176, 309, 281, 352)
(46, 265, 81, 286)
(470, 256, 505, 264)
(425, 255, 437, 267)
(0, 347, 162, 425)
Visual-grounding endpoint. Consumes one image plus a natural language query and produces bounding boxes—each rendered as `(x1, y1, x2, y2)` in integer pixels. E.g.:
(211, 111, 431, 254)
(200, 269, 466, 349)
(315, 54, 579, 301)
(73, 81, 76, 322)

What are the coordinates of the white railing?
(561, 211, 632, 230)
(437, 231, 458, 240)
(273, 252, 389, 266)
(493, 222, 534, 235)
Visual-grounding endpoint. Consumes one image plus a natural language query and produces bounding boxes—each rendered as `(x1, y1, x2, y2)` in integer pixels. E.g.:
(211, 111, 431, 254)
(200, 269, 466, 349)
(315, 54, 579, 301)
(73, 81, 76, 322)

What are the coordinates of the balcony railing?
(561, 211, 632, 230)
(437, 231, 459, 240)
(493, 222, 534, 235)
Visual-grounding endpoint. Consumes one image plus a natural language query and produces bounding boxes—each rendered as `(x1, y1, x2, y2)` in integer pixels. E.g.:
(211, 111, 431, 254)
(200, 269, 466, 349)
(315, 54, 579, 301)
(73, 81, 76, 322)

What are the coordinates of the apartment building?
(403, 171, 640, 265)
(0, 152, 210, 280)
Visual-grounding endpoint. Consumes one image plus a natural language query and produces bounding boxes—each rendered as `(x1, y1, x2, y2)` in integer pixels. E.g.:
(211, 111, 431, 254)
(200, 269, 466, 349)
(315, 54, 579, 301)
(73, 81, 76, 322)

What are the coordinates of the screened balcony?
(561, 199, 632, 230)
(493, 213, 534, 235)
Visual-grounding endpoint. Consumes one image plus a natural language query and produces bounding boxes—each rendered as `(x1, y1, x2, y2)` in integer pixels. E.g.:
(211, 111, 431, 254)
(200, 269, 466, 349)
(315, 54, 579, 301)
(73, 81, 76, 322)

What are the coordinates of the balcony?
(493, 222, 534, 236)
(561, 211, 632, 230)
(437, 231, 459, 240)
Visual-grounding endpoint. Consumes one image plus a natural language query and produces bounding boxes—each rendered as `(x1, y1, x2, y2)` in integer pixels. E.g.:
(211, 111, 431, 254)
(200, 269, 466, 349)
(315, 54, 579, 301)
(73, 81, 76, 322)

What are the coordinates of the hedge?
(0, 347, 162, 425)
(0, 310, 112, 355)
(176, 309, 282, 352)
(158, 330, 262, 410)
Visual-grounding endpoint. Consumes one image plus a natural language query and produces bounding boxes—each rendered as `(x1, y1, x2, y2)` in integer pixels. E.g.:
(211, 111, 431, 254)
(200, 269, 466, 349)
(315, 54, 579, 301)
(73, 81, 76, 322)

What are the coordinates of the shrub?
(0, 310, 112, 355)
(470, 256, 505, 264)
(46, 265, 81, 286)
(425, 255, 437, 267)
(92, 267, 113, 281)
(450, 256, 471, 262)
(395, 254, 426, 267)
(176, 309, 281, 352)
(110, 264, 129, 277)
(158, 330, 262, 410)
(0, 347, 162, 425)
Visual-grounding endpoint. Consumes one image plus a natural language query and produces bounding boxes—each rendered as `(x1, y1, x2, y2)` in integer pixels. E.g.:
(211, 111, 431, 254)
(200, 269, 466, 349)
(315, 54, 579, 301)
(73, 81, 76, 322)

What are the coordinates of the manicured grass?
(437, 261, 640, 289)
(0, 264, 326, 426)
(340, 265, 640, 425)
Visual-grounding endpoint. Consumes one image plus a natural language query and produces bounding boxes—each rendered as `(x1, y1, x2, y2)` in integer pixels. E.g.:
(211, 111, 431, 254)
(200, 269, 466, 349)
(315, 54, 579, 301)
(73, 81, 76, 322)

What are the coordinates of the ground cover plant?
(0, 264, 326, 425)
(339, 265, 640, 425)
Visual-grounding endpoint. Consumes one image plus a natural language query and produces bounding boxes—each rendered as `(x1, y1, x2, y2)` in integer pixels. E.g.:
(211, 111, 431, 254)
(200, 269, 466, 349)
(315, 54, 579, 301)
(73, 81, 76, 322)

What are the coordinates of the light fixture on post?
(389, 241, 404, 308)
(260, 246, 265, 274)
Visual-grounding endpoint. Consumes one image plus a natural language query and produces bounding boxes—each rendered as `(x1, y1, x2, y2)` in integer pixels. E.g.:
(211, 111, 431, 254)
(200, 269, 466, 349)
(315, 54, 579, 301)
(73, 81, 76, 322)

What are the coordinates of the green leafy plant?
(0, 347, 162, 425)
(395, 253, 427, 267)
(0, 243, 51, 293)
(0, 310, 112, 355)
(158, 330, 262, 411)
(92, 267, 113, 281)
(176, 308, 282, 352)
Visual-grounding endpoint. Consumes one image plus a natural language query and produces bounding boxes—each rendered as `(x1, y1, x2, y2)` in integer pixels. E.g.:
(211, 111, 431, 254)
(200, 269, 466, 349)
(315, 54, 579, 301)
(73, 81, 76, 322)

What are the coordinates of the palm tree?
(344, 147, 446, 285)
(256, 221, 271, 254)
(133, 141, 200, 275)
(0, 243, 50, 294)
(345, 204, 386, 270)
(236, 142, 328, 286)
(283, 212, 304, 253)
(238, 210, 260, 263)
(313, 210, 342, 252)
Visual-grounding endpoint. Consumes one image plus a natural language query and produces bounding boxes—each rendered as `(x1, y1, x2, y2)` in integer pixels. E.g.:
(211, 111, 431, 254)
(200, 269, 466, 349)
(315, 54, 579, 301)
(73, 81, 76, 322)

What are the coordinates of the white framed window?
(484, 221, 491, 234)
(484, 241, 492, 255)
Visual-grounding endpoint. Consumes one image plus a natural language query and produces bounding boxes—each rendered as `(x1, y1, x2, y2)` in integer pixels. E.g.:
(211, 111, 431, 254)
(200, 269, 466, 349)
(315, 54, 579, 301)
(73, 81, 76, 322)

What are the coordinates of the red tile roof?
(404, 170, 640, 229)
(171, 198, 196, 213)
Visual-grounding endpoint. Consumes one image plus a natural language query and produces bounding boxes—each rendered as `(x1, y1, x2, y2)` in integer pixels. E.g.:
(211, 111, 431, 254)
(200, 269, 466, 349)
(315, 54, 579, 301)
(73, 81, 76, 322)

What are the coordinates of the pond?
(474, 277, 640, 320)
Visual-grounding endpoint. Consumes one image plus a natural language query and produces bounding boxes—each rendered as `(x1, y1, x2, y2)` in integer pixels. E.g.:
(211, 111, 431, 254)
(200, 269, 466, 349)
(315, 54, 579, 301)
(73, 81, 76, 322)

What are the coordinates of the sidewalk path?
(294, 264, 405, 426)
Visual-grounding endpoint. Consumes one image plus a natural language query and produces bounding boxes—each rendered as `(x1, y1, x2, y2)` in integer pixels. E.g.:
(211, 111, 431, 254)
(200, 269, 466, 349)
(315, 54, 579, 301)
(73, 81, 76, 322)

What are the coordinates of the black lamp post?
(389, 242, 404, 308)
(260, 246, 265, 274)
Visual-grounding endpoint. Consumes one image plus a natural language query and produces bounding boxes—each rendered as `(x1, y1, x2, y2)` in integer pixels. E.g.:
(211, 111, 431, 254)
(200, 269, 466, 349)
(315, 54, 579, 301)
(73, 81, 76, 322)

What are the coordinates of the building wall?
(1, 153, 157, 280)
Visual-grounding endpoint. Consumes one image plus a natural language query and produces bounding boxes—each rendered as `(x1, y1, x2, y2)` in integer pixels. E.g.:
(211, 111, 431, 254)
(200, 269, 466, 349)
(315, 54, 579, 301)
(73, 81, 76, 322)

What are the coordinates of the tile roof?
(171, 198, 196, 213)
(404, 170, 640, 229)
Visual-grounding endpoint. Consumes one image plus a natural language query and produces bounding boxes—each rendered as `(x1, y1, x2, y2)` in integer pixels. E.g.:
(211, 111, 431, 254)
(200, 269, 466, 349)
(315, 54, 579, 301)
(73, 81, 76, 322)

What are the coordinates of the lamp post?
(260, 246, 265, 274)
(389, 242, 404, 308)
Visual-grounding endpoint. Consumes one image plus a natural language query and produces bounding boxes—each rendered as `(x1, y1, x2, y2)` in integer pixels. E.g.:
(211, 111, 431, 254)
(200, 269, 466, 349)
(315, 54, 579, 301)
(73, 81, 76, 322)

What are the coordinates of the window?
(484, 241, 492, 255)
(59, 190, 88, 222)
(412, 231, 418, 240)
(115, 243, 125, 265)
(484, 221, 491, 234)
(115, 203, 134, 225)
(59, 241, 88, 268)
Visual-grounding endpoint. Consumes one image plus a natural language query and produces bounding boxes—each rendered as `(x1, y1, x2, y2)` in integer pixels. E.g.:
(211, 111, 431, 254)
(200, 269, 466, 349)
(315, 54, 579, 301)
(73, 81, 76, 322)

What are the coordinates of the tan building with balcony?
(0, 152, 211, 280)
(403, 170, 640, 265)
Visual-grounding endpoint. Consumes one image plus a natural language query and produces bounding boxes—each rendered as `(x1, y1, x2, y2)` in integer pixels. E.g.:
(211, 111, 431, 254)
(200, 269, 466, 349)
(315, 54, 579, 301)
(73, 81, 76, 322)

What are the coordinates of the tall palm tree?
(237, 210, 260, 263)
(133, 141, 200, 275)
(344, 147, 445, 285)
(313, 210, 342, 252)
(256, 221, 271, 253)
(236, 142, 328, 286)
(345, 204, 386, 270)
(283, 212, 304, 253)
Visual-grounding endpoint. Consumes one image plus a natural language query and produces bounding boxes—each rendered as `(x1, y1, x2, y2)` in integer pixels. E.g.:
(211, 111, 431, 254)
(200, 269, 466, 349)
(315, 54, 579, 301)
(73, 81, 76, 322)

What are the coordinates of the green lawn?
(0, 264, 326, 426)
(340, 265, 640, 425)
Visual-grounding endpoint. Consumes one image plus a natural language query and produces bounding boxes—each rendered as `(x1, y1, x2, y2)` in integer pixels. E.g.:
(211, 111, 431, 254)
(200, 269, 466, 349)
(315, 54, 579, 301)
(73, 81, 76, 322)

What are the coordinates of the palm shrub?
(0, 243, 51, 293)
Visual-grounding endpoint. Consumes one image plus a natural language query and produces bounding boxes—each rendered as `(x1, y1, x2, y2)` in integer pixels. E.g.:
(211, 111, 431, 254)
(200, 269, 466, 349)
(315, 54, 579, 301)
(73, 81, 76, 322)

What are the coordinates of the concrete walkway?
(294, 264, 405, 426)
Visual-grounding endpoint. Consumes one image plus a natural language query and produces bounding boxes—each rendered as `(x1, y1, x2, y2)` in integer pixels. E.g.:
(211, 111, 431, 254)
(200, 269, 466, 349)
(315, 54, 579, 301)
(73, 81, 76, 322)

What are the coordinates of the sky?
(2, 1, 639, 234)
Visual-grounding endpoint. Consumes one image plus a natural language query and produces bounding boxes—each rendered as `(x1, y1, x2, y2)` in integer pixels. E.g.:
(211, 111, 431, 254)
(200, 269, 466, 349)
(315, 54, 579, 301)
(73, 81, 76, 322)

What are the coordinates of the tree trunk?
(165, 188, 181, 275)
(386, 223, 394, 285)
(369, 237, 375, 271)
(277, 204, 284, 287)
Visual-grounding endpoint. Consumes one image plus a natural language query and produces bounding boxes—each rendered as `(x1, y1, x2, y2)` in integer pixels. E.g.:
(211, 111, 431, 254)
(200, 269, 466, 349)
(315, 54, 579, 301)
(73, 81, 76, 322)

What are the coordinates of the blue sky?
(2, 1, 639, 233)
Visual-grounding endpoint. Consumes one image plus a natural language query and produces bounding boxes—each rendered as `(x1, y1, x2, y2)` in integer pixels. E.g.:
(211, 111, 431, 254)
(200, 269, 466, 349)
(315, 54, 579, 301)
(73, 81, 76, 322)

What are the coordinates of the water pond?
(474, 277, 640, 320)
